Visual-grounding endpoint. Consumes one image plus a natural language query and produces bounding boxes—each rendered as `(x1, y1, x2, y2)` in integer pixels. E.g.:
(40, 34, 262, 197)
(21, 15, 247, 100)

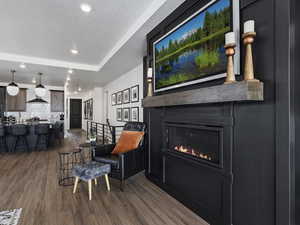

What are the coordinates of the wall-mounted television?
(153, 0, 240, 92)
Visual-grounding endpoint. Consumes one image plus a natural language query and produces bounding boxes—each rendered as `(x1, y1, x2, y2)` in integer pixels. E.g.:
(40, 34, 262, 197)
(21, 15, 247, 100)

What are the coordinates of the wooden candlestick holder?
(224, 43, 236, 84)
(147, 78, 153, 97)
(242, 32, 259, 82)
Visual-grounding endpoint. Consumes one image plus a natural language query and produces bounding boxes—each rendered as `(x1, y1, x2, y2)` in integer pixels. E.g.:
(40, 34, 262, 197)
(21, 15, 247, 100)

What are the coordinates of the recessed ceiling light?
(68, 69, 73, 74)
(70, 49, 79, 55)
(78, 87, 82, 91)
(19, 63, 26, 69)
(80, 3, 92, 13)
(66, 76, 71, 81)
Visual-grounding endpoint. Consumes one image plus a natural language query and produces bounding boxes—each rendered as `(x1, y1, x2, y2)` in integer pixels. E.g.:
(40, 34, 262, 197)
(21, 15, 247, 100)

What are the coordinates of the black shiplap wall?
(294, 0, 300, 224)
(0, 87, 6, 118)
(145, 0, 295, 224)
(233, 1, 275, 225)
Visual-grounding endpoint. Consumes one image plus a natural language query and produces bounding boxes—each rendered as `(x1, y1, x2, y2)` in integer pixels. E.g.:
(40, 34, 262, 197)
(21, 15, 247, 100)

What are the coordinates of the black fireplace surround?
(149, 107, 234, 225)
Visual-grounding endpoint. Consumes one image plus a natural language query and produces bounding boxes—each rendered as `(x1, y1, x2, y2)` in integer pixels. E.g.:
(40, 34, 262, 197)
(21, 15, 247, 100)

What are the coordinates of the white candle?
(244, 20, 255, 33)
(147, 68, 153, 78)
(225, 32, 235, 45)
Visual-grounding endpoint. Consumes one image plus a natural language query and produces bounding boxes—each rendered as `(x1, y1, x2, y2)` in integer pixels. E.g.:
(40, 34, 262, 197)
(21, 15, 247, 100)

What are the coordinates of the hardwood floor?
(0, 130, 208, 225)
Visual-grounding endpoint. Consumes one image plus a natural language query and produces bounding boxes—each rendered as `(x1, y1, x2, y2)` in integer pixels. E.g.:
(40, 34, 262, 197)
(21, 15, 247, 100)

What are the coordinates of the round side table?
(57, 148, 82, 186)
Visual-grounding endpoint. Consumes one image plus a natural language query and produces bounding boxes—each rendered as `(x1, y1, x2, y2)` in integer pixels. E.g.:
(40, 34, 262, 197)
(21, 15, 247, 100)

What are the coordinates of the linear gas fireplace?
(165, 123, 223, 167)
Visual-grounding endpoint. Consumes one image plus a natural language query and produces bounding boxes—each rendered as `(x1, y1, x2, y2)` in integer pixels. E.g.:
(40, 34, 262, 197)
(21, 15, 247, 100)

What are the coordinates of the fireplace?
(160, 117, 231, 225)
(165, 123, 223, 167)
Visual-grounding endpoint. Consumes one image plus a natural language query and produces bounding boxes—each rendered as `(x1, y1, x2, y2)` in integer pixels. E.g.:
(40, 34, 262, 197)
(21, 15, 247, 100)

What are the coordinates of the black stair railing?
(86, 120, 123, 144)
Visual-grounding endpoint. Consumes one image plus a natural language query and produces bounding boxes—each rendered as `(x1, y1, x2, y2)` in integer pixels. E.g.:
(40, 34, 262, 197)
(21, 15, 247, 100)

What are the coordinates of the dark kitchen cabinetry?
(51, 90, 64, 112)
(0, 87, 6, 117)
(6, 88, 27, 112)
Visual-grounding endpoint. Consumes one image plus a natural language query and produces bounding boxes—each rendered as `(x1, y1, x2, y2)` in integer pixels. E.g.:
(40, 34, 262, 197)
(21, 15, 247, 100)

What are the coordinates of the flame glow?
(174, 145, 212, 161)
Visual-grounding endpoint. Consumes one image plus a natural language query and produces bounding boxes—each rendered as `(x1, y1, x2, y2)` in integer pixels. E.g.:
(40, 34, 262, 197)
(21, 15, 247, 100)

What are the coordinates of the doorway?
(70, 99, 82, 129)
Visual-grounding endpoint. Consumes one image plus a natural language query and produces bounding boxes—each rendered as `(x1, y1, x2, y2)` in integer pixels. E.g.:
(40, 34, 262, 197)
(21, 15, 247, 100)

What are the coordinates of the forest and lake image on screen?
(154, 0, 231, 91)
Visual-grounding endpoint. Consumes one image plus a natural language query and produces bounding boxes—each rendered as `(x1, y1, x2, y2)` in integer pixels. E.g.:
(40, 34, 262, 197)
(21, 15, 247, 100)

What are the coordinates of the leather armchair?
(93, 122, 146, 191)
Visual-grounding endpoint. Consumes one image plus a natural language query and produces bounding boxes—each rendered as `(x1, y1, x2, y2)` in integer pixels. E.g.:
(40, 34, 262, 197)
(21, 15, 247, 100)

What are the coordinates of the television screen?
(153, 0, 238, 92)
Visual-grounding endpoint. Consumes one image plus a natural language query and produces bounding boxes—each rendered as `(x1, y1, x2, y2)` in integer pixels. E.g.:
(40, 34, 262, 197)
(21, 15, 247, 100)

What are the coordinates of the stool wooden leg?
(88, 180, 92, 200)
(104, 174, 110, 191)
(94, 179, 97, 186)
(73, 177, 79, 194)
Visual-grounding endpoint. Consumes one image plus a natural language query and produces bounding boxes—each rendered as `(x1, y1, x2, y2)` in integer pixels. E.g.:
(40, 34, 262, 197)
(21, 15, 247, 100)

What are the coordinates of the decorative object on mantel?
(142, 81, 264, 108)
(147, 68, 153, 97)
(7, 70, 19, 96)
(224, 32, 237, 84)
(243, 20, 260, 82)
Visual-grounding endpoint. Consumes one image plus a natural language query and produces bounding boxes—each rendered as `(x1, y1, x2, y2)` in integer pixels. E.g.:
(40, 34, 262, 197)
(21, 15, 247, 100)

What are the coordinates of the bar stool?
(50, 122, 63, 146)
(0, 125, 7, 153)
(11, 124, 29, 153)
(35, 124, 49, 151)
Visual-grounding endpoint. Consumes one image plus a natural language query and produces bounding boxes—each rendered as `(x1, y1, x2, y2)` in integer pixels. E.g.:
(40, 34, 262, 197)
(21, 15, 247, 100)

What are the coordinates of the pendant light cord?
(10, 70, 16, 82)
(38, 72, 42, 85)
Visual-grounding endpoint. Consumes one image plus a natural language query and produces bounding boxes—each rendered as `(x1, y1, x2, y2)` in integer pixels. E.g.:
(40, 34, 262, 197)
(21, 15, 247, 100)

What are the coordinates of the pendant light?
(35, 72, 46, 97)
(7, 70, 19, 96)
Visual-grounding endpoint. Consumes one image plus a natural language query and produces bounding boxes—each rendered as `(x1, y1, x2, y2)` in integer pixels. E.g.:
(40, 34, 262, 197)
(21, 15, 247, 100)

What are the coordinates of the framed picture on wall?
(131, 107, 139, 122)
(131, 85, 139, 103)
(122, 88, 130, 104)
(123, 108, 130, 122)
(111, 93, 117, 106)
(117, 92, 123, 105)
(89, 99, 93, 120)
(117, 108, 122, 121)
(84, 100, 87, 119)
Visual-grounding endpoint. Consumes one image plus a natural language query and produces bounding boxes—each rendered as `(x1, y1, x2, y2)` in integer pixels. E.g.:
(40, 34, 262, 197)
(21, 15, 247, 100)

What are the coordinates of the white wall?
(0, 82, 64, 121)
(65, 62, 143, 131)
(80, 87, 104, 130)
(65, 87, 104, 131)
(103, 63, 144, 126)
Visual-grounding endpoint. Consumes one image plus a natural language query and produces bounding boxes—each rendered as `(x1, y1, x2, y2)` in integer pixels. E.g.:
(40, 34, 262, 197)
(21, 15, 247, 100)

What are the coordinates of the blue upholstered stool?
(72, 161, 111, 200)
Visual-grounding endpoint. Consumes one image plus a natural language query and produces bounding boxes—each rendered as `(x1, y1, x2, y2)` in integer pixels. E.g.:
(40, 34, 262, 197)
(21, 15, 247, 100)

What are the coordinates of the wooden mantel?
(142, 81, 264, 108)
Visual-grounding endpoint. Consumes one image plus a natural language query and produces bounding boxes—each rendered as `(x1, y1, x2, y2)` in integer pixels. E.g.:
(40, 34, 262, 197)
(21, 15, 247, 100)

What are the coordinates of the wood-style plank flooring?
(0, 130, 208, 225)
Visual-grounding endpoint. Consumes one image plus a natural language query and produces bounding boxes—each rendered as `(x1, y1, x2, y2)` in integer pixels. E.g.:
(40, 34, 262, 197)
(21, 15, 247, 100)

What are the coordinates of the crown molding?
(97, 0, 167, 70)
(0, 0, 167, 73)
(0, 52, 99, 71)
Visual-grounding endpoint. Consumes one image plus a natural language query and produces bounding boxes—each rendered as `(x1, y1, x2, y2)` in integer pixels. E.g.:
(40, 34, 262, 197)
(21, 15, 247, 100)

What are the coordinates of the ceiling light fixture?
(32, 78, 36, 84)
(78, 87, 82, 91)
(35, 72, 46, 97)
(68, 69, 73, 74)
(80, 3, 92, 13)
(19, 63, 26, 69)
(7, 70, 19, 96)
(74, 91, 78, 94)
(70, 49, 79, 55)
(66, 76, 71, 81)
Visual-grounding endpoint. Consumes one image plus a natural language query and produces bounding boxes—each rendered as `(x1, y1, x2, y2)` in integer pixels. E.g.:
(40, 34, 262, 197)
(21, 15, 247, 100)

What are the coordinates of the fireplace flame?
(174, 145, 212, 161)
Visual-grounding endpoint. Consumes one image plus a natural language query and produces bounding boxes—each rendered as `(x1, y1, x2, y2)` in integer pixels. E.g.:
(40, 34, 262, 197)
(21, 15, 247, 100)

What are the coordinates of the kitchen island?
(1, 121, 64, 152)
